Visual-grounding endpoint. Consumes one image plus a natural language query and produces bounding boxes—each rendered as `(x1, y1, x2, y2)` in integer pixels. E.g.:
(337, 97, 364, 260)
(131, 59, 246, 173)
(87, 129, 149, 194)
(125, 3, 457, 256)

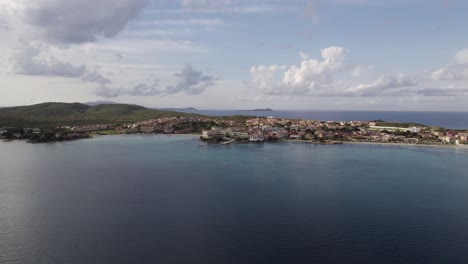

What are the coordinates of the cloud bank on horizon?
(0, 0, 467, 110)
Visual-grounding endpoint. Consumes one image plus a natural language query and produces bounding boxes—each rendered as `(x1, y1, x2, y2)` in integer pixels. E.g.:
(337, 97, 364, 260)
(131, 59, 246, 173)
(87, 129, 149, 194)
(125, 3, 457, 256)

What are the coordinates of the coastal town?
(1, 115, 467, 147)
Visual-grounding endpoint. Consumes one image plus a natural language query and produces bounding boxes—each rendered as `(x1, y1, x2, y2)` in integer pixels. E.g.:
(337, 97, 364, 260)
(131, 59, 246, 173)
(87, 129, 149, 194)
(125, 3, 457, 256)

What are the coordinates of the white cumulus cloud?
(432, 48, 468, 81)
(455, 49, 468, 64)
(249, 46, 356, 95)
(346, 74, 417, 96)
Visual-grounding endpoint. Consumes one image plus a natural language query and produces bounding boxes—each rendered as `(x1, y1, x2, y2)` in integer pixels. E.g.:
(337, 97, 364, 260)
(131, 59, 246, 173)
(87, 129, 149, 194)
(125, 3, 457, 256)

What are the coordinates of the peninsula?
(0, 102, 467, 147)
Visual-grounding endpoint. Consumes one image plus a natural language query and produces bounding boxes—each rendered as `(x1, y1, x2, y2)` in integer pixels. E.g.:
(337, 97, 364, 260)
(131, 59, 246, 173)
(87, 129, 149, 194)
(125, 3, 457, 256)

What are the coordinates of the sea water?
(1, 135, 468, 263)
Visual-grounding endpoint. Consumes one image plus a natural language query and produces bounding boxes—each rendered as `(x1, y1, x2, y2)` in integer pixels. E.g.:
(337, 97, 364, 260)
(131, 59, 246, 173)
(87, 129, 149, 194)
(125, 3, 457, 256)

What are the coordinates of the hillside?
(0, 102, 200, 127)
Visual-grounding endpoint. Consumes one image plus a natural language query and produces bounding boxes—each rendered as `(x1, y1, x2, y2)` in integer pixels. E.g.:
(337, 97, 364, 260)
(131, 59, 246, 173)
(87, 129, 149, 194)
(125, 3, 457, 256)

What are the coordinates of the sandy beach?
(343, 141, 468, 149)
(283, 139, 468, 150)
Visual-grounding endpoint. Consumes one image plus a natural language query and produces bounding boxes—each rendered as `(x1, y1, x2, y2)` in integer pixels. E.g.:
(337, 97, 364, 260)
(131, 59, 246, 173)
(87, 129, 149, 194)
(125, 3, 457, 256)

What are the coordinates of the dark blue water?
(179, 110, 468, 129)
(1, 135, 468, 264)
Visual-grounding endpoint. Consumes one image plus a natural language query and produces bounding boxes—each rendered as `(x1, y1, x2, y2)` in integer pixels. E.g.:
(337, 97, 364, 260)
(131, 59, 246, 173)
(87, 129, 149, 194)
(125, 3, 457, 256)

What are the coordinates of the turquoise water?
(1, 135, 468, 263)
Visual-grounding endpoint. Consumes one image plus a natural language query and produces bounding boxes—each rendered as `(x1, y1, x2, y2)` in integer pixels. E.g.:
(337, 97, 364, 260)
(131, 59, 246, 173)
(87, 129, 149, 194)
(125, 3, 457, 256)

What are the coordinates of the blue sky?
(1, 0, 467, 110)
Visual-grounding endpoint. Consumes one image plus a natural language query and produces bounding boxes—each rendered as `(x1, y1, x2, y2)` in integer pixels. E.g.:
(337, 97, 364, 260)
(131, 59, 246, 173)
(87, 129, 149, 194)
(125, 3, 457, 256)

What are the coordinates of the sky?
(0, 0, 468, 111)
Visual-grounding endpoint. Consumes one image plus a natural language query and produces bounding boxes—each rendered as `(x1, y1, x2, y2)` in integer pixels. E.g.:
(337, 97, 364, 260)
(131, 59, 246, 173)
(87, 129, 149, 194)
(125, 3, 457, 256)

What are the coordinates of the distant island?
(251, 108, 273, 111)
(0, 102, 467, 147)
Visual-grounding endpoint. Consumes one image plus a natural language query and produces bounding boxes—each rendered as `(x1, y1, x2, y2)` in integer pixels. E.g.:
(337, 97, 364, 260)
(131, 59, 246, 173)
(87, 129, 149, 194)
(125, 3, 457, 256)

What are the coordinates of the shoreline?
(283, 139, 468, 149)
(343, 141, 468, 149)
(3, 134, 468, 150)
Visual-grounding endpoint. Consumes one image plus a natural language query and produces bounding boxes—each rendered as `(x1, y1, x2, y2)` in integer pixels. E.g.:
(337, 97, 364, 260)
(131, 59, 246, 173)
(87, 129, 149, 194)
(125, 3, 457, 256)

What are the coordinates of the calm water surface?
(1, 135, 468, 264)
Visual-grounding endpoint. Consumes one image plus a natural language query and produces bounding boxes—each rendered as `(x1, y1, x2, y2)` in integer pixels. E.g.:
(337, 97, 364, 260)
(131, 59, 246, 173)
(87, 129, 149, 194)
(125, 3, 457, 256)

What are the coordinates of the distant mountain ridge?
(0, 102, 199, 127)
(83, 100, 119, 106)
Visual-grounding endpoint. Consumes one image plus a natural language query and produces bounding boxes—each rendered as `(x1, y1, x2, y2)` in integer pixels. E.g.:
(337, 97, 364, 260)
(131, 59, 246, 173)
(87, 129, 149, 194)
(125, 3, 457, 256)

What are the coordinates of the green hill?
(0, 102, 200, 127)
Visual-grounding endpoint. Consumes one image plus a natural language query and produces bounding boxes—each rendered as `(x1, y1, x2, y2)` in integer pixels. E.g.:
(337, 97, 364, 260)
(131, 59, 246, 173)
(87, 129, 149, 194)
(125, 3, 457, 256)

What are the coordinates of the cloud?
(345, 74, 417, 96)
(432, 48, 468, 81)
(135, 18, 224, 27)
(94, 64, 216, 98)
(455, 49, 468, 64)
(0, 19, 8, 31)
(127, 82, 161, 96)
(115, 52, 123, 61)
(412, 87, 468, 97)
(163, 64, 216, 95)
(247, 46, 467, 98)
(94, 82, 160, 98)
(432, 64, 468, 80)
(181, 0, 237, 10)
(20, 0, 149, 44)
(159, 0, 297, 15)
(302, 0, 320, 24)
(249, 46, 354, 95)
(80, 70, 112, 85)
(299, 51, 310, 60)
(12, 43, 110, 84)
(13, 44, 85, 77)
(94, 85, 123, 98)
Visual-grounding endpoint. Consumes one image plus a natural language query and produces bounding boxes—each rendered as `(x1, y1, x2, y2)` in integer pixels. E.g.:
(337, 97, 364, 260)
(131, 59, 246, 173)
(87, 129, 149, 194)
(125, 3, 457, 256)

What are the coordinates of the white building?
(249, 133, 264, 142)
(201, 128, 226, 139)
(408, 127, 421, 133)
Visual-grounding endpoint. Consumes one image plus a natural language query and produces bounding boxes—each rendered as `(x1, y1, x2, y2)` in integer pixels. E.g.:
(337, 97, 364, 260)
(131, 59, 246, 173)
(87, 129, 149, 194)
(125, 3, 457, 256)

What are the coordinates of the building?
(201, 128, 226, 139)
(231, 131, 249, 139)
(458, 133, 468, 141)
(408, 127, 421, 133)
(140, 126, 155, 134)
(249, 133, 264, 142)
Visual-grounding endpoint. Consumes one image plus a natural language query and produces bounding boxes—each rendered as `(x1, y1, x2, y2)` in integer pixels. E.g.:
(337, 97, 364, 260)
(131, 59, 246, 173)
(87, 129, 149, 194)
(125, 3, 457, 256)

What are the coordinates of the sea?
(1, 134, 468, 264)
(176, 110, 468, 129)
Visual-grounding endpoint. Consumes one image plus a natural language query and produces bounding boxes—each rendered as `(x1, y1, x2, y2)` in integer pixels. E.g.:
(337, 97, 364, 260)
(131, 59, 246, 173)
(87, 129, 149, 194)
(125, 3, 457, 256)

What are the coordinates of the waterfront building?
(201, 128, 226, 139)
(249, 133, 264, 142)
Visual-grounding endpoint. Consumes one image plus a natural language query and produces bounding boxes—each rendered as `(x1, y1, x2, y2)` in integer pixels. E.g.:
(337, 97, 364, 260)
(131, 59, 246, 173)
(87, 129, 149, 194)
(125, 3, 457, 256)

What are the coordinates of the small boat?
(213, 139, 236, 147)
(220, 139, 236, 145)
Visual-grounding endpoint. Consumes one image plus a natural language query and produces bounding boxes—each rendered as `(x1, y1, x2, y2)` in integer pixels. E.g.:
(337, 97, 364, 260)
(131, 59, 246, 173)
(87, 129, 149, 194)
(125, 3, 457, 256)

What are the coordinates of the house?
(446, 131, 458, 137)
(201, 128, 226, 139)
(440, 136, 451, 143)
(457, 133, 468, 141)
(154, 125, 165, 133)
(249, 133, 264, 142)
(290, 124, 300, 131)
(405, 138, 419, 144)
(163, 124, 174, 134)
(289, 134, 300, 140)
(419, 131, 433, 139)
(140, 126, 155, 134)
(408, 127, 421, 133)
(231, 131, 249, 139)
(123, 127, 139, 134)
(32, 128, 41, 135)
